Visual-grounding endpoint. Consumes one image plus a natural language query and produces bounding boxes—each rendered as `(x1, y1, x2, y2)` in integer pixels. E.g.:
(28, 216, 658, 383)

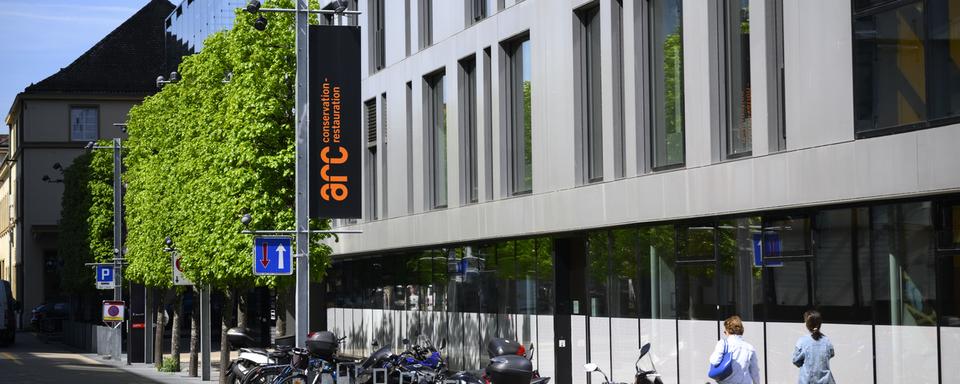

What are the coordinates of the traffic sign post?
(172, 252, 193, 285)
(102, 300, 125, 328)
(253, 236, 293, 275)
(96, 265, 115, 290)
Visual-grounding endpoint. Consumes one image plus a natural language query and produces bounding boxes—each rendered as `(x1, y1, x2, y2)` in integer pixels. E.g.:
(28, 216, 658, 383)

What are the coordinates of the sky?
(0, 0, 156, 130)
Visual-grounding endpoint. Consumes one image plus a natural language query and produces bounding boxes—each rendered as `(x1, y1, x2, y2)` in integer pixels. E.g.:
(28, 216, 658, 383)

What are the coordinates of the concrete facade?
(330, 0, 959, 255)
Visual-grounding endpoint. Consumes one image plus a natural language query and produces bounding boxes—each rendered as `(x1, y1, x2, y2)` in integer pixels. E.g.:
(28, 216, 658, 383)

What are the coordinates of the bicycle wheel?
(243, 365, 288, 384)
(278, 374, 310, 384)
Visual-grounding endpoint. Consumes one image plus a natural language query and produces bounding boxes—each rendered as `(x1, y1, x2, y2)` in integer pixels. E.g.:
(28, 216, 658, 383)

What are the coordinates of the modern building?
(324, 1, 960, 383)
(2, 0, 173, 319)
(164, 0, 247, 66)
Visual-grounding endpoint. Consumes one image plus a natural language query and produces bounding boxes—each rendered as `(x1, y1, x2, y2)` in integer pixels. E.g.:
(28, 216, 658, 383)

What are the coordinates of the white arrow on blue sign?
(96, 265, 115, 289)
(253, 236, 293, 276)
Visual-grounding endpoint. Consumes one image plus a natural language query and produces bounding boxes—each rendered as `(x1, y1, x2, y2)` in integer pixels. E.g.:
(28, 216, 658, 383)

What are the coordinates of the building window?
(483, 47, 493, 201)
(649, 0, 684, 170)
(369, 0, 385, 73)
(576, 3, 603, 183)
(719, 0, 751, 158)
(365, 98, 378, 220)
(381, 93, 388, 217)
(418, 0, 433, 49)
(766, 0, 786, 151)
(854, 0, 960, 136)
(502, 35, 532, 195)
(405, 0, 411, 56)
(424, 71, 447, 209)
(613, 0, 626, 178)
(467, 0, 496, 25)
(70, 107, 98, 142)
(406, 81, 414, 213)
(459, 56, 479, 204)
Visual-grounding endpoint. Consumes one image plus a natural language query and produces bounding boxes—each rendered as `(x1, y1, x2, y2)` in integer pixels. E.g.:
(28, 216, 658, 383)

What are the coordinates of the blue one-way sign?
(96, 265, 115, 289)
(253, 236, 293, 275)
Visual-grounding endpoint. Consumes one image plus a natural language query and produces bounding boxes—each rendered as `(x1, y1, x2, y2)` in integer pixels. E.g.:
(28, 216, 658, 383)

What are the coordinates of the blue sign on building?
(253, 236, 293, 275)
(752, 233, 784, 267)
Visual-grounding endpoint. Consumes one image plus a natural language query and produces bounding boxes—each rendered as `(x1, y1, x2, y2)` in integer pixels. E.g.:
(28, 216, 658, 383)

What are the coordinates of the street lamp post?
(242, 0, 361, 348)
(87, 137, 127, 363)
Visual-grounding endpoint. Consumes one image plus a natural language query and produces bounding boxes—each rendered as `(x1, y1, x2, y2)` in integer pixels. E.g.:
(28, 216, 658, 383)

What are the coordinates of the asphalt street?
(0, 332, 162, 384)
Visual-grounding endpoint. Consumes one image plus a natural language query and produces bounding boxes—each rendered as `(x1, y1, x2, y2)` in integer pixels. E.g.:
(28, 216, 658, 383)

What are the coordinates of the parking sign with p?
(96, 265, 115, 290)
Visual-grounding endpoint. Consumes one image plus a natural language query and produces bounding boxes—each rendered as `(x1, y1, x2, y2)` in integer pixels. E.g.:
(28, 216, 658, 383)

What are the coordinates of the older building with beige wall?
(1, 0, 173, 318)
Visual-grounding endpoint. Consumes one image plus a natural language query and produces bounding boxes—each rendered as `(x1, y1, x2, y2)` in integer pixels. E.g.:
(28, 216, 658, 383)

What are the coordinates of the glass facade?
(165, 0, 246, 66)
(649, 0, 684, 169)
(327, 196, 960, 381)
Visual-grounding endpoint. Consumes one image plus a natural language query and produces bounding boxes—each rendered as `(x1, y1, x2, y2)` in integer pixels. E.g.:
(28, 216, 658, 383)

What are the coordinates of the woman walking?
(709, 315, 761, 384)
(793, 310, 836, 384)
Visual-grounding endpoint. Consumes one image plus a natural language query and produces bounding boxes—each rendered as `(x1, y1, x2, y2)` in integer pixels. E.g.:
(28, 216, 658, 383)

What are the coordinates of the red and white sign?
(102, 300, 125, 323)
(172, 253, 192, 286)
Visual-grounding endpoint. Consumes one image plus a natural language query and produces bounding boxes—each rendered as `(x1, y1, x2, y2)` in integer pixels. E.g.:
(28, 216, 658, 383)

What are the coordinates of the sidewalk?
(84, 350, 231, 384)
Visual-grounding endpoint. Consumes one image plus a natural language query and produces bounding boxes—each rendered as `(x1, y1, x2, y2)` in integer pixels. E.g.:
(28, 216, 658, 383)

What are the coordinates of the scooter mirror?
(584, 363, 599, 373)
(402, 338, 410, 345)
(372, 341, 380, 347)
(439, 338, 446, 350)
(639, 343, 651, 359)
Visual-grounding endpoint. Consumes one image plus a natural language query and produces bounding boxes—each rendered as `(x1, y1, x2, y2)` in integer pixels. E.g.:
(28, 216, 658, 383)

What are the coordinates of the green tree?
(124, 1, 332, 379)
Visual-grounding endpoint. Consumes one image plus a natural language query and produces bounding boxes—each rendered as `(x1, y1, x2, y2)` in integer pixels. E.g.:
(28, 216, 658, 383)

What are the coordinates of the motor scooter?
(584, 342, 662, 384)
(225, 327, 294, 383)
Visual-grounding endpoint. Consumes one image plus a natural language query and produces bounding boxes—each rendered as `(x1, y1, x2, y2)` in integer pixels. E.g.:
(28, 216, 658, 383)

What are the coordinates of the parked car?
(0, 280, 18, 345)
(30, 302, 68, 334)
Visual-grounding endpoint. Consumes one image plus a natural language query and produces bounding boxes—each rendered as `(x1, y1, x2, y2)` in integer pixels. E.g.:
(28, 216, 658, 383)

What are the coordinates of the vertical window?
(405, 0, 411, 56)
(576, 4, 603, 183)
(424, 71, 447, 208)
(459, 56, 479, 204)
(720, 0, 751, 158)
(586, 231, 610, 317)
(467, 0, 495, 24)
(365, 99, 378, 220)
(649, 0, 684, 169)
(638, 225, 676, 319)
(418, 0, 433, 49)
(369, 0, 385, 73)
(503, 35, 532, 194)
(854, 0, 960, 135)
(612, 0, 626, 178)
(70, 107, 98, 142)
(766, 0, 786, 151)
(482, 47, 493, 201)
(381, 93, 388, 216)
(871, 202, 937, 326)
(406, 81, 414, 214)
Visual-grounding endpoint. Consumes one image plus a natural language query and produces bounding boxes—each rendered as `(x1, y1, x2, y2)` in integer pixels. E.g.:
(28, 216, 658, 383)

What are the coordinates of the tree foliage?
(58, 145, 116, 293)
(124, 0, 331, 291)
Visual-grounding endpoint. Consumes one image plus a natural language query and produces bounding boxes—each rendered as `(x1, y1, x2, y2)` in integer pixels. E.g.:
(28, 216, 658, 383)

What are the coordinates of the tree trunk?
(275, 289, 286, 337)
(219, 290, 235, 384)
(236, 290, 247, 330)
(154, 290, 166, 369)
(170, 292, 182, 372)
(189, 287, 199, 377)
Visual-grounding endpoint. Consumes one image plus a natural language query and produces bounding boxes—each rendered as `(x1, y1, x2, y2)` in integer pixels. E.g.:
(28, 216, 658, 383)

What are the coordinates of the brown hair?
(804, 310, 824, 340)
(724, 315, 744, 335)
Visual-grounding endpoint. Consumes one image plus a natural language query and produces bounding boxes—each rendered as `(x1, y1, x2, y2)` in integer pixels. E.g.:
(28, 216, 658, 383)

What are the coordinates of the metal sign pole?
(200, 286, 211, 380)
(294, 0, 310, 348)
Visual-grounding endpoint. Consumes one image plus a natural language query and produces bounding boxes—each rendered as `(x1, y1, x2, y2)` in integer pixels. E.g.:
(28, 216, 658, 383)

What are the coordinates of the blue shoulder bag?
(708, 339, 734, 381)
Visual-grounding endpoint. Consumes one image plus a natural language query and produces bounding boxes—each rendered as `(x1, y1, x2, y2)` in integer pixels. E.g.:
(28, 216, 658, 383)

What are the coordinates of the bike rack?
(372, 368, 388, 384)
(336, 362, 359, 384)
(397, 371, 417, 384)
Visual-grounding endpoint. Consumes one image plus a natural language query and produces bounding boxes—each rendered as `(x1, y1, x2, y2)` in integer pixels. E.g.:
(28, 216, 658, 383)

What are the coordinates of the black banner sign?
(309, 25, 362, 219)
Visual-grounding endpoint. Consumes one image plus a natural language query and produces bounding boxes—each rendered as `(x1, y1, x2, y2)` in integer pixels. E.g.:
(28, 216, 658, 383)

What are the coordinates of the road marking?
(0, 351, 23, 365)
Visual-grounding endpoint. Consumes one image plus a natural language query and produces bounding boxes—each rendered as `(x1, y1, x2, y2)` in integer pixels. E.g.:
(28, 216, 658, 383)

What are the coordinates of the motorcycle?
(224, 327, 294, 383)
(445, 338, 550, 384)
(583, 342, 662, 384)
(357, 335, 446, 384)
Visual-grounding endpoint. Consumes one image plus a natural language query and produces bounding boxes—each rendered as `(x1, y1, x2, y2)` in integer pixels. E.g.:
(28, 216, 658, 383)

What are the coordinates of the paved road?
(0, 331, 162, 384)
